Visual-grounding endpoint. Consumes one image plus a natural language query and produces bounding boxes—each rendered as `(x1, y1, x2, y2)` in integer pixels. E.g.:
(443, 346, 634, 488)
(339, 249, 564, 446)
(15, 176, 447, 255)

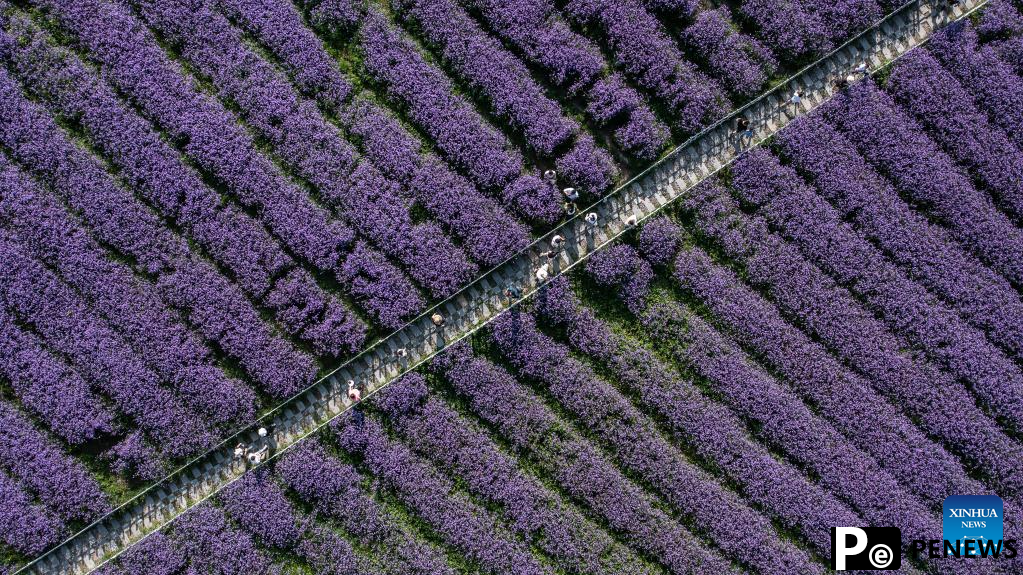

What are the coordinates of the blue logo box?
(943, 495, 1003, 556)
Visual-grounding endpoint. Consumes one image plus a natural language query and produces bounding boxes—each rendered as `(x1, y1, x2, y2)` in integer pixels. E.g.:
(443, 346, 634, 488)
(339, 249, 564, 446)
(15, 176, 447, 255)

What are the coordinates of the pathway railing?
(13, 0, 985, 572)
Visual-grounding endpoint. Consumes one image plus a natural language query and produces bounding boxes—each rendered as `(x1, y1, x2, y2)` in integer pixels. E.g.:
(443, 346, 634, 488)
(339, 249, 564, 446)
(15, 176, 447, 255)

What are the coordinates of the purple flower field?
(0, 0, 1022, 573)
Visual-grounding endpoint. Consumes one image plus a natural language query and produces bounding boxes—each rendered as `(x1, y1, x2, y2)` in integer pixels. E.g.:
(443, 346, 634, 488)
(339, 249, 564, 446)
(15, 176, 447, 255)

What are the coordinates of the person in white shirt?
(536, 263, 550, 283)
(248, 444, 268, 465)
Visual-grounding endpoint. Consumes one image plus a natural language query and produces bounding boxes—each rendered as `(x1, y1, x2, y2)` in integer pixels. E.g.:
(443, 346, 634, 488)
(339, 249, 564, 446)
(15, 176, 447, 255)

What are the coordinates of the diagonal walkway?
(15, 1, 986, 573)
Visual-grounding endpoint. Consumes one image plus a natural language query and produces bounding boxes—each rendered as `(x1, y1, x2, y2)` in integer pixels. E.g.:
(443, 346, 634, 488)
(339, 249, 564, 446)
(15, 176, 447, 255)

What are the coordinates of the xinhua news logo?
(942, 495, 1004, 557)
(831, 527, 902, 570)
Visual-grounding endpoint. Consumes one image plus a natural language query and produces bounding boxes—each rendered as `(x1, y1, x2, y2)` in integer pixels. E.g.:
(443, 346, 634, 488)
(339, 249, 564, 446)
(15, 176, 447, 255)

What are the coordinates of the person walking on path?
(248, 428, 270, 465)
(736, 117, 754, 146)
(504, 285, 521, 301)
(536, 262, 551, 283)
(347, 380, 362, 404)
(789, 91, 803, 114)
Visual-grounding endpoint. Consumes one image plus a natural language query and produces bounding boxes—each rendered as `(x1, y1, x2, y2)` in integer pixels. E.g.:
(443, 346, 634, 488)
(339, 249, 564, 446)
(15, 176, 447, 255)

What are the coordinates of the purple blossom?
(553, 135, 619, 196)
(733, 149, 1023, 433)
(532, 277, 578, 326)
(2, 14, 289, 298)
(308, 0, 365, 38)
(106, 432, 168, 483)
(461, 0, 604, 93)
(683, 179, 1023, 497)
(886, 48, 1023, 224)
(639, 297, 963, 571)
(408, 160, 531, 265)
(296, 527, 367, 575)
(393, 0, 576, 156)
(823, 81, 1023, 287)
(0, 304, 115, 444)
(681, 7, 777, 97)
(776, 114, 1023, 364)
(264, 269, 366, 357)
(32, 0, 354, 273)
(376, 374, 656, 575)
(534, 276, 868, 558)
(584, 244, 652, 313)
(217, 0, 354, 110)
(491, 312, 823, 573)
(991, 35, 1023, 76)
(0, 403, 109, 522)
(0, 471, 63, 555)
(277, 439, 457, 575)
(337, 418, 556, 575)
(666, 233, 1023, 558)
(344, 102, 420, 182)
(341, 242, 427, 329)
(976, 0, 1023, 39)
(232, 69, 530, 268)
(663, 216, 999, 504)
(0, 233, 214, 458)
(115, 532, 187, 575)
(129, 0, 476, 299)
(638, 0, 699, 15)
(737, 0, 831, 59)
(172, 504, 277, 575)
(32, 0, 418, 328)
(638, 216, 683, 268)
(582, 73, 670, 159)
(0, 103, 261, 421)
(798, 0, 882, 43)
(563, 0, 730, 133)
(613, 107, 670, 161)
(356, 10, 523, 191)
(0, 28, 319, 397)
(432, 342, 739, 575)
(585, 74, 641, 125)
(502, 174, 564, 225)
(221, 470, 301, 550)
(927, 21, 1023, 157)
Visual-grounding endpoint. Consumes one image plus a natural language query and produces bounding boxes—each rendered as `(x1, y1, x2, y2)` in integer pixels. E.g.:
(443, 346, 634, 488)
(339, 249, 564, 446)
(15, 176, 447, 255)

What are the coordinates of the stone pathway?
(15, 1, 986, 573)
